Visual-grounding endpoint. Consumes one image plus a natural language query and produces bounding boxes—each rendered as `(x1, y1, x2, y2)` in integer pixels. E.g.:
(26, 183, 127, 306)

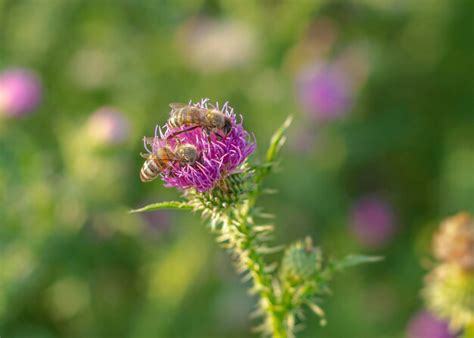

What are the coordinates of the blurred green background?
(0, 0, 473, 337)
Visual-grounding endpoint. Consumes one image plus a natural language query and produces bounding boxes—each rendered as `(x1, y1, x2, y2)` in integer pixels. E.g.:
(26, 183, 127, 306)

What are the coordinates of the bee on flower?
(140, 99, 255, 192)
(140, 138, 199, 182)
(167, 102, 233, 138)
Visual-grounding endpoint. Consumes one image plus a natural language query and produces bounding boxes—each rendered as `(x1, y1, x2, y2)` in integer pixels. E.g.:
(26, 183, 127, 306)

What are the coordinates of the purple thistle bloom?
(144, 99, 255, 192)
(349, 195, 396, 248)
(407, 310, 456, 338)
(0, 68, 42, 117)
(296, 63, 352, 122)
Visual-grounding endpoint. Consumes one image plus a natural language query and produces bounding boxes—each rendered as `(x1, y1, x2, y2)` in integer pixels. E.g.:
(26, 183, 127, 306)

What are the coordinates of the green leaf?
(129, 201, 193, 213)
(265, 115, 293, 165)
(253, 116, 293, 186)
(334, 254, 383, 270)
(248, 116, 293, 208)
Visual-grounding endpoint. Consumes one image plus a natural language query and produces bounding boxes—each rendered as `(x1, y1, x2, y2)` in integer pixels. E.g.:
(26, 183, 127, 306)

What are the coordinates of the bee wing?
(169, 102, 187, 110)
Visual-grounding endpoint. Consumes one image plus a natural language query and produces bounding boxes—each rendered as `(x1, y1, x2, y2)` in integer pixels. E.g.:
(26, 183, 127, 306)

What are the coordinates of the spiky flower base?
(184, 164, 254, 226)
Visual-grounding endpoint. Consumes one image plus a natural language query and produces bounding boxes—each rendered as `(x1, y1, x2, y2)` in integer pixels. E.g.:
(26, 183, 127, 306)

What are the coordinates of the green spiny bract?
(184, 164, 254, 227)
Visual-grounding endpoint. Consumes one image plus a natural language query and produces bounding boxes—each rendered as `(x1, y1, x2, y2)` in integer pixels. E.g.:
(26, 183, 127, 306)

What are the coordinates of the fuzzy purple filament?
(145, 99, 255, 192)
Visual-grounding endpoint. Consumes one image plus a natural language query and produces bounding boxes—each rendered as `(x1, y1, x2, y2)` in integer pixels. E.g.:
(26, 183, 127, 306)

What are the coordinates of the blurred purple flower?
(87, 107, 129, 145)
(142, 209, 172, 234)
(146, 99, 255, 192)
(290, 126, 317, 155)
(407, 310, 456, 338)
(296, 63, 352, 122)
(0, 68, 42, 117)
(349, 195, 396, 248)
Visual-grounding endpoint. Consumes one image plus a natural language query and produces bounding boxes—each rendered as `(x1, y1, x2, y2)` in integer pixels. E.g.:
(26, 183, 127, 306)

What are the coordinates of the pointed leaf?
(129, 201, 192, 213)
(266, 115, 293, 165)
(335, 254, 383, 270)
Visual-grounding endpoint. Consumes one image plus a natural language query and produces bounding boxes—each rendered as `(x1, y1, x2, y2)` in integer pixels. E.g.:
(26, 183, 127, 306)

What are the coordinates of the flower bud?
(280, 238, 321, 284)
(433, 212, 474, 271)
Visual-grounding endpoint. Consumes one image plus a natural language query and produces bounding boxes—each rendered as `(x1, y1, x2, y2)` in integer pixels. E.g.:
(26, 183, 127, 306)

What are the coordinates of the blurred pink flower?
(177, 17, 258, 73)
(407, 310, 456, 338)
(296, 63, 352, 122)
(349, 195, 396, 248)
(142, 209, 172, 234)
(87, 107, 129, 145)
(0, 68, 42, 117)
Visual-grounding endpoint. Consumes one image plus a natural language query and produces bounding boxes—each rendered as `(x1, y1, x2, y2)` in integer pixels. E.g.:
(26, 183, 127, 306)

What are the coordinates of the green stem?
(269, 311, 288, 338)
(222, 210, 288, 338)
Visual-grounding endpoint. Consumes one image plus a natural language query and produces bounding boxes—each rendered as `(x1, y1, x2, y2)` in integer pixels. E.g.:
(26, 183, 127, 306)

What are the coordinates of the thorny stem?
(219, 202, 288, 338)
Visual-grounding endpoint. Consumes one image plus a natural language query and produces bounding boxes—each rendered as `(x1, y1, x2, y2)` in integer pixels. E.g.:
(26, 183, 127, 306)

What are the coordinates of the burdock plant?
(132, 99, 378, 338)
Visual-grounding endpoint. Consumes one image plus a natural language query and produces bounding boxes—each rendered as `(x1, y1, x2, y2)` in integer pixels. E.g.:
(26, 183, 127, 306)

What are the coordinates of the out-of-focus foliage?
(0, 0, 472, 337)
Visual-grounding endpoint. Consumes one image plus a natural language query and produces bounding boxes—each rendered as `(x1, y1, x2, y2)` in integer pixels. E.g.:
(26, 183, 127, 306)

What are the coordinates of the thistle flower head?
(423, 263, 474, 331)
(145, 99, 255, 192)
(433, 212, 474, 271)
(422, 213, 474, 332)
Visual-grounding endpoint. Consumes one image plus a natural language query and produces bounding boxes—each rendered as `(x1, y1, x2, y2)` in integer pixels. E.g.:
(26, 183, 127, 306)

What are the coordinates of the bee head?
(223, 118, 233, 136)
(176, 144, 199, 164)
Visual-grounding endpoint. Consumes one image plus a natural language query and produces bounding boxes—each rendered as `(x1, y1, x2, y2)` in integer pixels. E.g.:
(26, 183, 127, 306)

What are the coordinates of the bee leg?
(167, 126, 199, 139)
(214, 131, 225, 140)
(143, 137, 153, 153)
(203, 128, 213, 143)
(170, 137, 181, 149)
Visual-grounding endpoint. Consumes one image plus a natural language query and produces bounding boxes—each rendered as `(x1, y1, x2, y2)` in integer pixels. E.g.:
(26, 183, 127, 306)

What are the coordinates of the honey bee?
(167, 102, 232, 138)
(140, 140, 199, 182)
